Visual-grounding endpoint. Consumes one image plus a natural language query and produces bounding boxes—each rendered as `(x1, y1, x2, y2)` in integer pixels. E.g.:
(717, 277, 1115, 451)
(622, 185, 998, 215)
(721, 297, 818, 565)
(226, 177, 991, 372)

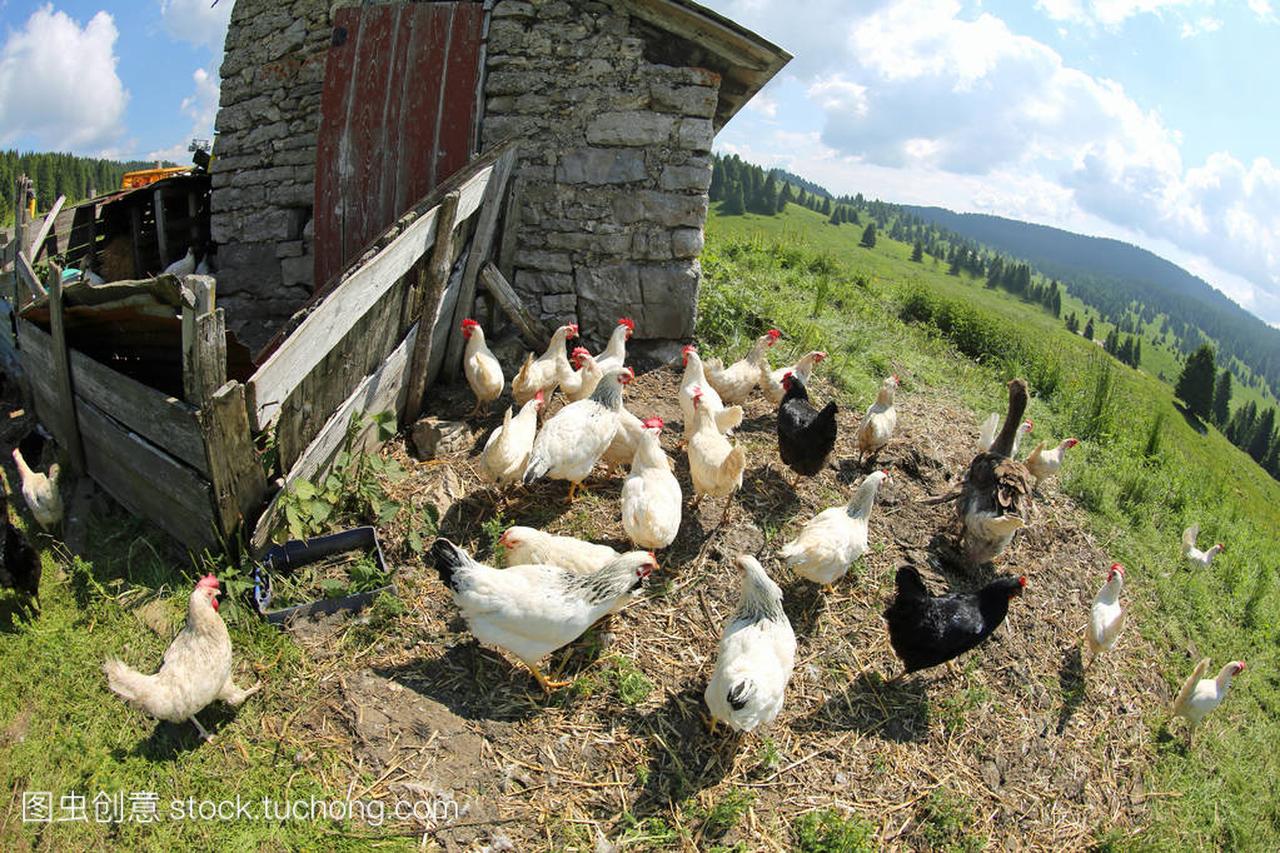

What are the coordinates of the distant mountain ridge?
(903, 205, 1280, 397)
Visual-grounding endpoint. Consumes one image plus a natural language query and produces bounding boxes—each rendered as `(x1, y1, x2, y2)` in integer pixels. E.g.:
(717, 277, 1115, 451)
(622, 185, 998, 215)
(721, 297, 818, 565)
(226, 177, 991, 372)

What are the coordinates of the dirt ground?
(267, 365, 1169, 851)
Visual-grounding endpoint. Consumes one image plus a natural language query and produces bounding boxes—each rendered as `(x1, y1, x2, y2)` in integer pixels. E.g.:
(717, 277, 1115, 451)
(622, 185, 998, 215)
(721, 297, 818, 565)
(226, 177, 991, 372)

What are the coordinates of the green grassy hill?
(704, 203, 1280, 848)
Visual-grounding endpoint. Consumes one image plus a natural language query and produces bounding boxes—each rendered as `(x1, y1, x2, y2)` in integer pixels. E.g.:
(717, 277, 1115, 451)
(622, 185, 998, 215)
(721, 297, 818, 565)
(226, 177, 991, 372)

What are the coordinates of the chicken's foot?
(529, 664, 571, 693)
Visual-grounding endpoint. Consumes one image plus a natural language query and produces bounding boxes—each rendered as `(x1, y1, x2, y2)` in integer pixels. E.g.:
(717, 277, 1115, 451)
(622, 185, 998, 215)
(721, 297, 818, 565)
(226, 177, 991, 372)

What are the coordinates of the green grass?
(703, 205, 1280, 848)
(791, 807, 877, 852)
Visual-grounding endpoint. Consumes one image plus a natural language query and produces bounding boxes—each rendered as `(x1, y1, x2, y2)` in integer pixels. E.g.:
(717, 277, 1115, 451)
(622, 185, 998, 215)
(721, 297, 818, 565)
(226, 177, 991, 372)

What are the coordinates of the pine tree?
(1248, 407, 1276, 463)
(1227, 400, 1257, 446)
(709, 158, 725, 202)
(820, 197, 831, 215)
(1211, 369, 1232, 427)
(1084, 318, 1095, 341)
(776, 183, 793, 213)
(722, 182, 746, 215)
(828, 206, 840, 225)
(859, 222, 877, 248)
(911, 241, 923, 262)
(1175, 343, 1217, 420)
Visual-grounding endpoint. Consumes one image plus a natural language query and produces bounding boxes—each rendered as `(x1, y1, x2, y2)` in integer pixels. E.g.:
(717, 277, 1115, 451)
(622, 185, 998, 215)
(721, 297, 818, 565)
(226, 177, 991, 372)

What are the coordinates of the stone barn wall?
(210, 0, 331, 350)
(482, 0, 719, 348)
(209, 0, 780, 353)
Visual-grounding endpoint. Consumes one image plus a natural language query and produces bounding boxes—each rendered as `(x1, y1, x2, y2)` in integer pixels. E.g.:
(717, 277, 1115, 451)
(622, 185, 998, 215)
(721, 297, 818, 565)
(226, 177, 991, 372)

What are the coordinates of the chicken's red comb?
(197, 574, 219, 590)
(618, 317, 635, 331)
(621, 367, 635, 383)
(1018, 576, 1028, 587)
(642, 417, 664, 431)
(1110, 562, 1124, 573)
(566, 323, 579, 337)
(767, 328, 781, 339)
(783, 370, 794, 380)
(534, 390, 545, 404)
(461, 318, 479, 329)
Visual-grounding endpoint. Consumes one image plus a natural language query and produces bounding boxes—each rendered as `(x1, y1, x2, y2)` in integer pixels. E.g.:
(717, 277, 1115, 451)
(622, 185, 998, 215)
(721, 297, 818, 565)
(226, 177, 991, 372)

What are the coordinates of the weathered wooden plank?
(425, 251, 465, 393)
(436, 2, 485, 186)
(15, 252, 45, 300)
(76, 396, 217, 549)
(251, 324, 419, 554)
(496, 174, 522, 283)
(405, 190, 459, 421)
(188, 308, 227, 408)
(153, 188, 171, 267)
(181, 276, 216, 403)
(444, 145, 517, 381)
(16, 318, 207, 473)
(48, 265, 85, 473)
(27, 195, 65, 261)
(395, 4, 447, 219)
(480, 261, 548, 348)
(129, 205, 145, 279)
(202, 381, 268, 538)
(247, 162, 493, 431)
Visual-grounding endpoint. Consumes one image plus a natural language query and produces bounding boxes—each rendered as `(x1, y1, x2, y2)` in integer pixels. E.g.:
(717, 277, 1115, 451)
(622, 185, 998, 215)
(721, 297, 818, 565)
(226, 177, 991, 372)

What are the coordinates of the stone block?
(515, 269, 575, 295)
(514, 248, 573, 273)
(676, 118, 714, 152)
(585, 111, 675, 146)
(216, 242, 282, 295)
(576, 263, 642, 343)
(541, 293, 577, 314)
(650, 84, 718, 117)
(659, 163, 712, 192)
(613, 191, 707, 228)
(672, 227, 705, 258)
(640, 261, 699, 338)
(556, 148, 647, 184)
(280, 254, 314, 288)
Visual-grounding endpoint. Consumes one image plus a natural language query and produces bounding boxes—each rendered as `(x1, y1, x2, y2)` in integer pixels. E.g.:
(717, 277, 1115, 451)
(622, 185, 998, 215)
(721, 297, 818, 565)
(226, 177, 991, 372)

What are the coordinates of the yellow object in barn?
(120, 166, 189, 190)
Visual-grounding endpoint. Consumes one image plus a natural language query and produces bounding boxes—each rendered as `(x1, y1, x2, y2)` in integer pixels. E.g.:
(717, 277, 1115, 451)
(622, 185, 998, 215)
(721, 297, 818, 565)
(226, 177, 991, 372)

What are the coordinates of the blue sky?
(0, 0, 1277, 326)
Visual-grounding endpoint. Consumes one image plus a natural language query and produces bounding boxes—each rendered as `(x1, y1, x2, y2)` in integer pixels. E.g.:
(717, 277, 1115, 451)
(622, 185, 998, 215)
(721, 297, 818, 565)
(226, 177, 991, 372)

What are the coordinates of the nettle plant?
(278, 411, 407, 542)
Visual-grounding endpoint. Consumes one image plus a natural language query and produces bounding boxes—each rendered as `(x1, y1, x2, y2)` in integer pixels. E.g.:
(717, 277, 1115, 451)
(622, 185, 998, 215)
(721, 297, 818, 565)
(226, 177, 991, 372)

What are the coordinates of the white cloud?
(1035, 0, 1198, 28)
(745, 92, 779, 118)
(1247, 0, 1276, 22)
(146, 64, 220, 162)
(1180, 15, 1223, 36)
(0, 5, 128, 152)
(158, 0, 233, 50)
(704, 0, 1280, 322)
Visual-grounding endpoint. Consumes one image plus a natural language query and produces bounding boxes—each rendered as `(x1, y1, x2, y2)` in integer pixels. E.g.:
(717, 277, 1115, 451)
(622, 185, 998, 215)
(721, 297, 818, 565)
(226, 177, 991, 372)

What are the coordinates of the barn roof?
(618, 0, 792, 129)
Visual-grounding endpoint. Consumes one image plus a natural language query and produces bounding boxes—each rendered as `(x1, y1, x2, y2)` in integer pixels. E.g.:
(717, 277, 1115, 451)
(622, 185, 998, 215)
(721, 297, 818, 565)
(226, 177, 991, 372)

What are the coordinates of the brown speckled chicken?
(957, 379, 1034, 564)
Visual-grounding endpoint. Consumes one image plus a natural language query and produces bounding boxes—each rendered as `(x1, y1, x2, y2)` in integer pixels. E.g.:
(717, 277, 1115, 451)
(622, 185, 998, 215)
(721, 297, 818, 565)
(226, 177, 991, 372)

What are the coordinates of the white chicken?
(498, 526, 620, 572)
(103, 575, 260, 741)
(704, 329, 781, 405)
(11, 447, 63, 531)
(854, 375, 899, 462)
(1085, 563, 1125, 667)
(762, 350, 827, 406)
(1171, 658, 1245, 742)
(780, 471, 889, 587)
(977, 415, 1033, 456)
(601, 407, 646, 475)
(1181, 523, 1223, 568)
(558, 347, 603, 402)
(687, 387, 747, 523)
(460, 318, 504, 416)
(1025, 437, 1079, 487)
(513, 323, 577, 405)
(163, 247, 196, 277)
(705, 555, 796, 734)
(523, 368, 632, 501)
(678, 346, 744, 439)
(478, 393, 544, 488)
(621, 418, 682, 550)
(593, 317, 634, 374)
(429, 539, 655, 692)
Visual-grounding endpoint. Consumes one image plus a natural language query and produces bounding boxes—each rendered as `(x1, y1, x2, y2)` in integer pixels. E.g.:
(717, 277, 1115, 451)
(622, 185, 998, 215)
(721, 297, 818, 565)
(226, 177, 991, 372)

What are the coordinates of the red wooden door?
(313, 2, 485, 290)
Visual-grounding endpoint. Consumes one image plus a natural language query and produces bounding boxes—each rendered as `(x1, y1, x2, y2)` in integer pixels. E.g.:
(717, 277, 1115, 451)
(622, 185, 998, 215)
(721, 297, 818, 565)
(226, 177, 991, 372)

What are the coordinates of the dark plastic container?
(252, 526, 394, 625)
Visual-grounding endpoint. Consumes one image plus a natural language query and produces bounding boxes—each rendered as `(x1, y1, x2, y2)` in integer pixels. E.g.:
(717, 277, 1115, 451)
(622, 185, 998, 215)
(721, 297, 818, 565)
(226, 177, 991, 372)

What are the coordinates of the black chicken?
(777, 372, 838, 486)
(884, 565, 1025, 676)
(0, 488, 41, 601)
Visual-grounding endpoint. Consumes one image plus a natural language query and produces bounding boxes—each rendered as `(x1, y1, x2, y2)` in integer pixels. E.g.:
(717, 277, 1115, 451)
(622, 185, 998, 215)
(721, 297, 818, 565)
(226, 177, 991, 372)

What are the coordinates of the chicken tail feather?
(727, 680, 754, 711)
(103, 658, 153, 708)
(522, 450, 550, 485)
(725, 445, 747, 484)
(429, 538, 469, 592)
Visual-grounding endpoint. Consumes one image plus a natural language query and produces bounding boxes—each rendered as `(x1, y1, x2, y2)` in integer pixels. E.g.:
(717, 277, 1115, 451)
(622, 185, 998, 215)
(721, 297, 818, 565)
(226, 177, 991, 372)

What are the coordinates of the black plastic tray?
(251, 526, 394, 625)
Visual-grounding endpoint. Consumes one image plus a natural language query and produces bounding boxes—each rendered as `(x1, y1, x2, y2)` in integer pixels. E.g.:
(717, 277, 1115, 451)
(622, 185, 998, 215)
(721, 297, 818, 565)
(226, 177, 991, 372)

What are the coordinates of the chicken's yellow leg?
(529, 663, 571, 693)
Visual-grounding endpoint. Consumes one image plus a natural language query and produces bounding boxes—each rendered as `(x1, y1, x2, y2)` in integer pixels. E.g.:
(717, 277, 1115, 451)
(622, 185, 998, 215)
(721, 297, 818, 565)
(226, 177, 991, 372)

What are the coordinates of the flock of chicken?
(0, 315, 1243, 747)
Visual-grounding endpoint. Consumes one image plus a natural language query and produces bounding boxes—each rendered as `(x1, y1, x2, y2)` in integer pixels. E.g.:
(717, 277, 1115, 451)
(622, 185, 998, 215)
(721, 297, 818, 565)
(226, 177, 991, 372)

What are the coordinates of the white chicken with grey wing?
(1181, 523, 1223, 568)
(478, 393, 544, 488)
(1170, 657, 1245, 742)
(523, 368, 633, 501)
(705, 555, 796, 734)
(429, 539, 656, 692)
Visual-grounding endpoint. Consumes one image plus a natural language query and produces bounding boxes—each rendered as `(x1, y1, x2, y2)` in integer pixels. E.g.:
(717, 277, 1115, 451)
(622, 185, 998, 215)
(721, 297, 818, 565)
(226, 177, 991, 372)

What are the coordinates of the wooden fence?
(0, 143, 521, 554)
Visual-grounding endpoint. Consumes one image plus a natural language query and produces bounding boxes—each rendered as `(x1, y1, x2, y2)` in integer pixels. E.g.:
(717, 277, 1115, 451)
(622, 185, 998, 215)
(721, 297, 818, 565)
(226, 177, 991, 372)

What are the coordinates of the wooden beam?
(15, 252, 45, 301)
(251, 324, 418, 554)
(129, 205, 145, 278)
(404, 190, 459, 422)
(201, 381, 268, 539)
(47, 263, 85, 474)
(27, 194, 65, 262)
(496, 174, 522, 284)
(153, 188, 171, 267)
(180, 275, 216, 403)
(479, 261, 548, 348)
(443, 145, 517, 382)
(185, 308, 227, 408)
(247, 161, 495, 431)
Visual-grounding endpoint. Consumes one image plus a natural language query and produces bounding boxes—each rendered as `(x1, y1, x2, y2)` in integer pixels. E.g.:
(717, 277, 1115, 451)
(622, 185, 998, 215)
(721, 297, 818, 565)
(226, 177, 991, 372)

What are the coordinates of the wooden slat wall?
(313, 2, 485, 290)
(18, 319, 207, 473)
